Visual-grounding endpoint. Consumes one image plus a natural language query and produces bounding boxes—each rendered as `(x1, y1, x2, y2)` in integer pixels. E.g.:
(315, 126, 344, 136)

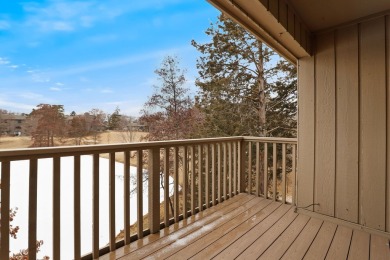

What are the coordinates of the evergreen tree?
(192, 14, 297, 137)
(108, 107, 121, 130)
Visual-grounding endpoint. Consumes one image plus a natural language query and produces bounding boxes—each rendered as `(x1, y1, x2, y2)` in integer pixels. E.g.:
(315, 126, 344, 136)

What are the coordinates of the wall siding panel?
(298, 15, 389, 232)
(297, 56, 315, 210)
(315, 32, 336, 216)
(335, 26, 359, 223)
(359, 17, 386, 231)
(386, 15, 390, 233)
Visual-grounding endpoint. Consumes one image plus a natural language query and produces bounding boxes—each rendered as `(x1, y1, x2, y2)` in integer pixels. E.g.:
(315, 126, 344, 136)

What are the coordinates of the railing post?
(148, 147, 160, 234)
(238, 139, 246, 193)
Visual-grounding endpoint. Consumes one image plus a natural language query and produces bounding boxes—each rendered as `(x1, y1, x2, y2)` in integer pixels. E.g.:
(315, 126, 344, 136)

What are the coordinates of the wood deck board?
(169, 199, 275, 259)
(98, 194, 389, 260)
(303, 221, 338, 259)
(189, 202, 285, 259)
(212, 203, 292, 259)
(234, 208, 298, 259)
(100, 193, 250, 260)
(348, 230, 370, 260)
(145, 197, 268, 259)
(120, 195, 259, 259)
(370, 234, 390, 260)
(259, 214, 311, 259)
(325, 225, 353, 260)
(281, 217, 323, 260)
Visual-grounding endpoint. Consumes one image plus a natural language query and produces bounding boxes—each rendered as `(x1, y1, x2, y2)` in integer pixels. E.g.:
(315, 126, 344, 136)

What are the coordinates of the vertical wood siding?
(298, 15, 389, 232)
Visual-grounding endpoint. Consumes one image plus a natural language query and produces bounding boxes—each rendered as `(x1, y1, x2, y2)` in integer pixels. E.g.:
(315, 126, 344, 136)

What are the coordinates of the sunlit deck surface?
(100, 194, 390, 260)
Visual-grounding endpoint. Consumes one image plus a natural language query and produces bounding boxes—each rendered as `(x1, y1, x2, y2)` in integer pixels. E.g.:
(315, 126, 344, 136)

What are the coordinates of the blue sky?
(0, 0, 220, 116)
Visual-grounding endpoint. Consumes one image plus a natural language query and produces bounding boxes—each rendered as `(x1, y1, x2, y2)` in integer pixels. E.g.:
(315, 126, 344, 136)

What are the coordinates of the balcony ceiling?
(290, 0, 390, 31)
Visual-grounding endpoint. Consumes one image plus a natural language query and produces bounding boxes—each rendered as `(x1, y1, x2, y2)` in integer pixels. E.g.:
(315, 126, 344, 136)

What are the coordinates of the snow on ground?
(4, 156, 172, 259)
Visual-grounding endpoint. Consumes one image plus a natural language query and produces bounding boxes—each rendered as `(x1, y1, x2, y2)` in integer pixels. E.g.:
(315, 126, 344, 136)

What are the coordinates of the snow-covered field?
(4, 156, 172, 259)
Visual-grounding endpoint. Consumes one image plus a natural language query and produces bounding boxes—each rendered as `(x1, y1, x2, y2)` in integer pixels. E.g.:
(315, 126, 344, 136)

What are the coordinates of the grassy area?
(0, 131, 147, 150)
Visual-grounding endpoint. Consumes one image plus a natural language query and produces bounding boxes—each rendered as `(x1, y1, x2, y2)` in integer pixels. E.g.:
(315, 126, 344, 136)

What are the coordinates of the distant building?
(1, 114, 26, 136)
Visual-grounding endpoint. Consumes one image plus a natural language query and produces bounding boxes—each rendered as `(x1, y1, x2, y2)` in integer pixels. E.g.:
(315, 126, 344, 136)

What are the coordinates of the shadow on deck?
(99, 194, 389, 259)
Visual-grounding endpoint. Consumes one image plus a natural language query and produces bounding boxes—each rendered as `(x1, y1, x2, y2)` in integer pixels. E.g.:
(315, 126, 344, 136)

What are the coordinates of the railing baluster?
(74, 155, 81, 260)
(205, 144, 210, 208)
(28, 158, 38, 260)
(238, 141, 245, 193)
(190, 146, 195, 214)
(53, 157, 61, 259)
(256, 142, 260, 197)
(137, 150, 143, 238)
(223, 143, 227, 201)
(1, 161, 10, 260)
(109, 152, 116, 251)
(124, 151, 131, 244)
(248, 141, 252, 194)
(282, 144, 286, 203)
(264, 143, 268, 199)
(273, 143, 277, 201)
(292, 144, 297, 205)
(148, 148, 160, 233)
(92, 154, 99, 258)
(174, 147, 179, 222)
(183, 146, 188, 217)
(164, 148, 170, 225)
(198, 145, 203, 211)
(229, 142, 232, 198)
(233, 142, 237, 195)
(218, 143, 222, 203)
(211, 144, 216, 205)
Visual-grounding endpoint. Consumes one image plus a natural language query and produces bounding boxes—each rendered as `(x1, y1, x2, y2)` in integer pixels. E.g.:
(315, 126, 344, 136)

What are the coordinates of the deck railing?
(0, 136, 297, 259)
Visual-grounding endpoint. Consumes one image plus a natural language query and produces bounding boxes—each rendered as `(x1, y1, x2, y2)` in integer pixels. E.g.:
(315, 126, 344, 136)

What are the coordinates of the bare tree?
(28, 104, 66, 147)
(140, 56, 202, 141)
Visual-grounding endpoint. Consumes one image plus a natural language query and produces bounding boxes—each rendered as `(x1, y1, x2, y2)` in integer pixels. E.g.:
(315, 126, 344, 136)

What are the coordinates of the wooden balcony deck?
(99, 193, 390, 260)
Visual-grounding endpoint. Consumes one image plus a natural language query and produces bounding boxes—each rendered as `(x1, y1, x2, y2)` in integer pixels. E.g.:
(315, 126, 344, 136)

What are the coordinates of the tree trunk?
(258, 41, 266, 136)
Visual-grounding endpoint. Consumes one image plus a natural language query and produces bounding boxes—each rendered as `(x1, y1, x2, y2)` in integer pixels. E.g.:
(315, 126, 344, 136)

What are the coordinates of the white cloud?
(8, 65, 19, 69)
(50, 45, 192, 77)
(55, 82, 64, 86)
(50, 87, 61, 91)
(0, 57, 10, 65)
(27, 69, 51, 83)
(0, 20, 10, 30)
(0, 99, 34, 111)
(20, 0, 194, 33)
(18, 92, 45, 100)
(100, 89, 113, 94)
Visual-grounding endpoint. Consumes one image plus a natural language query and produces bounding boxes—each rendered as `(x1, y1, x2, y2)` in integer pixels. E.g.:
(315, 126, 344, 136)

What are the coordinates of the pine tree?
(192, 14, 297, 137)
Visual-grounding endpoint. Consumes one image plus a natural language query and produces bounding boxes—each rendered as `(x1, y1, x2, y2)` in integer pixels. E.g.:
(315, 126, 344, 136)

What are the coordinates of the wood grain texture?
(335, 25, 359, 223)
(287, 7, 295, 36)
(304, 221, 337, 259)
(315, 31, 336, 216)
(370, 234, 390, 259)
(28, 159, 38, 260)
(325, 226, 352, 260)
(386, 15, 390, 233)
(53, 157, 61, 259)
(347, 230, 370, 260)
(278, 0, 287, 29)
(359, 17, 387, 230)
(281, 217, 323, 260)
(297, 56, 315, 210)
(73, 156, 81, 259)
(0, 161, 10, 260)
